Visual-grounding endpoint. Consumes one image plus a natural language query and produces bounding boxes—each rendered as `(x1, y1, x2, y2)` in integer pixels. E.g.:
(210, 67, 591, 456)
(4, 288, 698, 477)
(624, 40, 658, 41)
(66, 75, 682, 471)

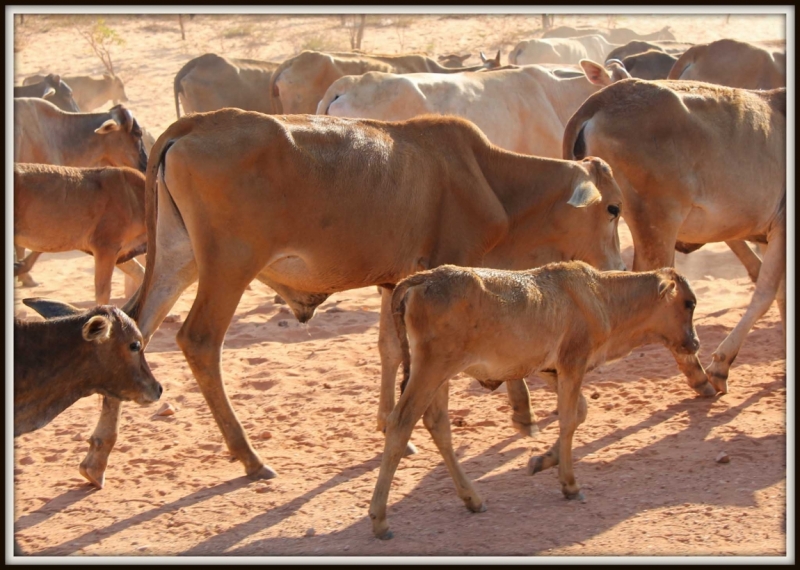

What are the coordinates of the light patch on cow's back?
(285, 116, 395, 167)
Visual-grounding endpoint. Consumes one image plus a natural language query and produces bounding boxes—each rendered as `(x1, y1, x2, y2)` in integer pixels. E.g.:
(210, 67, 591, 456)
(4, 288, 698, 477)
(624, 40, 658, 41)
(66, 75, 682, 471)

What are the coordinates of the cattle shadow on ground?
(212, 381, 783, 555)
(26, 477, 253, 556)
(14, 486, 100, 532)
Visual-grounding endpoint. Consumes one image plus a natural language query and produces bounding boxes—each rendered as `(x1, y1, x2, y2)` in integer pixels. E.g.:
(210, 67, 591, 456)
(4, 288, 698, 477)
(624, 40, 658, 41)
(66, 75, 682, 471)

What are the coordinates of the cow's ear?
(580, 59, 612, 86)
(95, 119, 120, 134)
(23, 298, 82, 319)
(657, 278, 677, 299)
(82, 315, 112, 343)
(567, 180, 602, 208)
(42, 86, 56, 98)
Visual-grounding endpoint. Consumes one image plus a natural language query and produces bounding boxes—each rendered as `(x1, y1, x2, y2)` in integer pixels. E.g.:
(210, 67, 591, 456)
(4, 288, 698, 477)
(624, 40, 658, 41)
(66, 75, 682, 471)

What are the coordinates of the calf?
(14, 73, 80, 112)
(14, 163, 148, 304)
(370, 261, 707, 539)
(14, 298, 162, 486)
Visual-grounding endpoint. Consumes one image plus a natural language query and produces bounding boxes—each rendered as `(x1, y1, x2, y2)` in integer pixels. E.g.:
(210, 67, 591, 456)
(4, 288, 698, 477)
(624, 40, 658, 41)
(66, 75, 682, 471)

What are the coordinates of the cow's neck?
(60, 114, 109, 167)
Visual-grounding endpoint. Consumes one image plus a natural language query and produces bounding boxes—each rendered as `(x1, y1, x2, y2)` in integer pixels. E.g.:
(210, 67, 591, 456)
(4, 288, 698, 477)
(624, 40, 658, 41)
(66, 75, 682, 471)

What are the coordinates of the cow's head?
(104, 72, 130, 104)
(438, 53, 472, 68)
(94, 104, 148, 172)
(544, 157, 626, 272)
(648, 268, 700, 355)
(38, 74, 80, 112)
(22, 299, 163, 405)
(479, 50, 502, 69)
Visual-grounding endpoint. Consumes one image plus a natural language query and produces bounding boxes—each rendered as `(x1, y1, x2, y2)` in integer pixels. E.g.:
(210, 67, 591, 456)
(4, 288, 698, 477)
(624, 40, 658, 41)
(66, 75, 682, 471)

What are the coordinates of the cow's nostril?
(157, 384, 163, 397)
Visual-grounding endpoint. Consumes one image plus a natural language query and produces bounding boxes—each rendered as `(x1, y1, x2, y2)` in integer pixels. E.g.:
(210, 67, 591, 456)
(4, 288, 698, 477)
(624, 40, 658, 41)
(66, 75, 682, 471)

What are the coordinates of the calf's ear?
(94, 119, 120, 134)
(23, 298, 82, 319)
(567, 180, 602, 208)
(657, 278, 677, 299)
(580, 59, 613, 86)
(82, 315, 113, 343)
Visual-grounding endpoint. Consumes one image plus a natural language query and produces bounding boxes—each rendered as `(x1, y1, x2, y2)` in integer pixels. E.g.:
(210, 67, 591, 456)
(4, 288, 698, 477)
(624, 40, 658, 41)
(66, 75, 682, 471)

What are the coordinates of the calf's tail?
(391, 273, 429, 395)
(667, 43, 702, 80)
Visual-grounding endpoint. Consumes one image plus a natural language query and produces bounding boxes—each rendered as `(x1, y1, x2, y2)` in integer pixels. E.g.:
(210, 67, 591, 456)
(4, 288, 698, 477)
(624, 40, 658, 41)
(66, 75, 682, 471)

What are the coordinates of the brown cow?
(606, 39, 695, 61)
(14, 73, 80, 112)
(13, 97, 147, 287)
(667, 38, 785, 89)
(369, 261, 705, 539)
(269, 49, 502, 114)
(14, 163, 148, 305)
(24, 72, 130, 111)
(173, 53, 281, 119)
(619, 50, 678, 80)
(563, 80, 786, 393)
(543, 25, 676, 43)
(75, 112, 625, 486)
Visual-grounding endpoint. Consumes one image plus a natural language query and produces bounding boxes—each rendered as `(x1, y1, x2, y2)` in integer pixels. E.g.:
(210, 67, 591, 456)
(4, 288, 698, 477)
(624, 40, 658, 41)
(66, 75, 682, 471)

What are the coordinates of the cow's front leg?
(80, 396, 122, 488)
(507, 378, 538, 436)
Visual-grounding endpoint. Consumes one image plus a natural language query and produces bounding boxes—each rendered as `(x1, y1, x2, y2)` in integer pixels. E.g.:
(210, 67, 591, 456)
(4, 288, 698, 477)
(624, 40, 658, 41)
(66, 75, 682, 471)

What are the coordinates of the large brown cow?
(14, 163, 148, 305)
(173, 53, 281, 118)
(369, 262, 706, 539)
(13, 97, 148, 287)
(75, 112, 625, 486)
(269, 49, 501, 114)
(24, 72, 129, 111)
(667, 38, 786, 89)
(563, 79, 786, 392)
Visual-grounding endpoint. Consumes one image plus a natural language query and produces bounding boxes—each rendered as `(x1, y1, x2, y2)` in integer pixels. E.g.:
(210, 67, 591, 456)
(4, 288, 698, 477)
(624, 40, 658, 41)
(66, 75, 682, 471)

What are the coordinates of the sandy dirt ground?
(11, 12, 788, 558)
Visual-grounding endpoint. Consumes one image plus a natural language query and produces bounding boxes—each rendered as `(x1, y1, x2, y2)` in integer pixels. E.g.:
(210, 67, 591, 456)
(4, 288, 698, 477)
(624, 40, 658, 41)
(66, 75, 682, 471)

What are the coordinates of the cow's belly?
(679, 203, 775, 243)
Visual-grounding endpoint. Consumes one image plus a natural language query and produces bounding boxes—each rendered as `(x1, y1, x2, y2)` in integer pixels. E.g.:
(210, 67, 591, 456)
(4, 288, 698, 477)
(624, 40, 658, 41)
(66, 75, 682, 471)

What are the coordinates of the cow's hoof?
(693, 381, 718, 398)
(375, 528, 394, 540)
(18, 275, 39, 288)
(247, 464, 278, 480)
(465, 498, 486, 513)
(512, 420, 540, 437)
(706, 368, 729, 395)
(79, 464, 105, 489)
(404, 442, 418, 457)
(527, 455, 545, 476)
(563, 489, 584, 501)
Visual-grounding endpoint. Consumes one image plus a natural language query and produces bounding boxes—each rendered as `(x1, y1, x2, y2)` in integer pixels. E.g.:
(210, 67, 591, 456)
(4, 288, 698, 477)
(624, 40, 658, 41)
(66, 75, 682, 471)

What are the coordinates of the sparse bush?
(75, 18, 125, 75)
(223, 24, 254, 39)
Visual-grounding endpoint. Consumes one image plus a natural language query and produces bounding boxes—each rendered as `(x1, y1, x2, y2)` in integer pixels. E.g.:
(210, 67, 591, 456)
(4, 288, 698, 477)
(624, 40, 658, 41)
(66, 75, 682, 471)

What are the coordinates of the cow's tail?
(122, 117, 194, 322)
(268, 57, 294, 114)
(315, 85, 341, 115)
(562, 90, 606, 160)
(173, 57, 201, 119)
(392, 273, 430, 395)
(666, 44, 702, 80)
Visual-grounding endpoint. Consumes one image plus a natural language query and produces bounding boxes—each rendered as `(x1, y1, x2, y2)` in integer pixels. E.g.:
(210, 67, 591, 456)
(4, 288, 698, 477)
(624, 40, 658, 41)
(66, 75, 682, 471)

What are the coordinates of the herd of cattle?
(13, 22, 786, 544)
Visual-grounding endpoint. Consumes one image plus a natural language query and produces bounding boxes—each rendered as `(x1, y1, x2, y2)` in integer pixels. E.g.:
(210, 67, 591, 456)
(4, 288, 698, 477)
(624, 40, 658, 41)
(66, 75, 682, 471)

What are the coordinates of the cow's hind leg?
(15, 246, 39, 287)
(117, 257, 145, 300)
(79, 396, 122, 488)
(726, 240, 761, 284)
(707, 228, 785, 393)
(177, 268, 275, 480)
(370, 358, 457, 539)
(93, 250, 117, 305)
(423, 380, 485, 513)
(507, 378, 538, 436)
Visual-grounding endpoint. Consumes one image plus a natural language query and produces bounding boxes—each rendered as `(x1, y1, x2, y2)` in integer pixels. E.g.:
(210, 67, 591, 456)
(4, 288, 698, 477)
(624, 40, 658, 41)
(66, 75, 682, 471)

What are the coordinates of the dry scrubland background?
(12, 13, 788, 557)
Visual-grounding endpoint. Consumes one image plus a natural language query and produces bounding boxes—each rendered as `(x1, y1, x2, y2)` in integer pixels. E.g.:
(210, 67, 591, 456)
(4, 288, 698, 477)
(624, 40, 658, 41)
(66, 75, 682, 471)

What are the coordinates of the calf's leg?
(706, 229, 785, 393)
(93, 250, 117, 305)
(423, 380, 485, 513)
(725, 240, 761, 283)
(15, 246, 38, 287)
(507, 378, 538, 436)
(117, 257, 145, 300)
(79, 396, 121, 488)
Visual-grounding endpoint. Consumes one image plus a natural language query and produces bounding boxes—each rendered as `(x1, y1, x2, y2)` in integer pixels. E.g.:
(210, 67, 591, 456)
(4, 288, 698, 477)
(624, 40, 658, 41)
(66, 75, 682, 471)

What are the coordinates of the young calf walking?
(370, 261, 708, 539)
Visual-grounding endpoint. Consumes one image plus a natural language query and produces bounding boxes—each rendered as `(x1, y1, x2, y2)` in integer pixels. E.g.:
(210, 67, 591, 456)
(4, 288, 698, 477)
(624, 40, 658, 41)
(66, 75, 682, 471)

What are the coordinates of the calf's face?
(651, 269, 701, 355)
(84, 307, 163, 404)
(93, 105, 148, 172)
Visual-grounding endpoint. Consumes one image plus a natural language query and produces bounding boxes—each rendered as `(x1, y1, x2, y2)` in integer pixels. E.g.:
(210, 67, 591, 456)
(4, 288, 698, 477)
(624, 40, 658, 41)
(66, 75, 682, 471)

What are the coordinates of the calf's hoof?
(247, 464, 278, 480)
(464, 497, 486, 513)
(512, 419, 540, 437)
(692, 381, 718, 398)
(370, 515, 393, 540)
(527, 455, 549, 476)
(706, 368, 729, 395)
(79, 463, 106, 489)
(563, 488, 584, 501)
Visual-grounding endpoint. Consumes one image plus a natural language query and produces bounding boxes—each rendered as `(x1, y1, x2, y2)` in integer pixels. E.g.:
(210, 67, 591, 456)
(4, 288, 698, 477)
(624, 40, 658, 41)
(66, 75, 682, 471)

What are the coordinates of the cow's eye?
(685, 300, 696, 310)
(608, 204, 621, 219)
(129, 341, 142, 352)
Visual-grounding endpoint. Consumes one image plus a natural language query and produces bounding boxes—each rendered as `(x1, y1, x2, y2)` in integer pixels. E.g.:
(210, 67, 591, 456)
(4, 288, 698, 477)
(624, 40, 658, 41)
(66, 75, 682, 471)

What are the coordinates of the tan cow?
(269, 49, 501, 114)
(668, 38, 786, 89)
(317, 64, 615, 158)
(24, 72, 129, 111)
(173, 53, 281, 118)
(72, 112, 625, 486)
(509, 35, 618, 66)
(14, 97, 148, 287)
(563, 80, 786, 393)
(370, 261, 705, 539)
(543, 25, 676, 44)
(14, 163, 148, 305)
